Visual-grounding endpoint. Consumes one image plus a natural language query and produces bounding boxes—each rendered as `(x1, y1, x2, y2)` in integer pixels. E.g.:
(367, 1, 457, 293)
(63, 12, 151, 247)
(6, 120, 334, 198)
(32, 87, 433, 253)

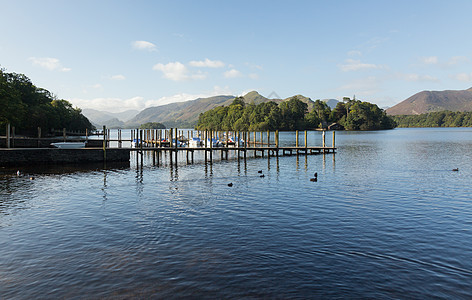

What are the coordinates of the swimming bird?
(257, 170, 263, 173)
(310, 178, 317, 182)
(16, 170, 21, 176)
(228, 183, 233, 187)
(314, 172, 318, 177)
(30, 176, 35, 180)
(452, 168, 459, 172)
(260, 174, 265, 178)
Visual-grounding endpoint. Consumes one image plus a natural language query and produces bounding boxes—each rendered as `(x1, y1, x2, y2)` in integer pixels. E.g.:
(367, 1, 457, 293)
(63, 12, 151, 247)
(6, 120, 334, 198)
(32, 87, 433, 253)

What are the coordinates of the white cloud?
(339, 76, 380, 95)
(110, 74, 126, 80)
(189, 58, 225, 68)
(91, 84, 102, 89)
(347, 50, 362, 57)
(131, 40, 157, 51)
(224, 69, 242, 78)
(70, 86, 234, 113)
(339, 59, 386, 72)
(70, 96, 146, 113)
(28, 57, 71, 72)
(245, 62, 263, 70)
(421, 56, 438, 65)
(452, 73, 472, 82)
(447, 56, 469, 66)
(400, 73, 438, 82)
(248, 73, 259, 79)
(153, 61, 207, 81)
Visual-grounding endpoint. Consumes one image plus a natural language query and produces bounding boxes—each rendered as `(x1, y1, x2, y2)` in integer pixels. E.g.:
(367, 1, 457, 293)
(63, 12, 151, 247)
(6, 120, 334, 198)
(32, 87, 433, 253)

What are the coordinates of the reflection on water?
(1, 128, 472, 298)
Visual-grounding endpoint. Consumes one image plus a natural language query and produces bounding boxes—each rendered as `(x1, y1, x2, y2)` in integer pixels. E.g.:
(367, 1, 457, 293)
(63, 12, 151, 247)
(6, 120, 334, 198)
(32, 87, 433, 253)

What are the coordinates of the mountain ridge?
(386, 87, 472, 115)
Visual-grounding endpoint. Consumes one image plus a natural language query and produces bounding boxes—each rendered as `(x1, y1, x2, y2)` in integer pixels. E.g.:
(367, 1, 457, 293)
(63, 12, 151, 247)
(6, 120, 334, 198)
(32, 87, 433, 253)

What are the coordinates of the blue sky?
(2, 0, 472, 113)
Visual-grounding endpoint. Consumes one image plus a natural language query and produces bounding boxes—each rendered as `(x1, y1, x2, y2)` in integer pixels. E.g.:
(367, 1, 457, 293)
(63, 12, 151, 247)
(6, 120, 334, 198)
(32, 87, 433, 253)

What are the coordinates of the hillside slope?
(124, 91, 317, 128)
(386, 87, 472, 115)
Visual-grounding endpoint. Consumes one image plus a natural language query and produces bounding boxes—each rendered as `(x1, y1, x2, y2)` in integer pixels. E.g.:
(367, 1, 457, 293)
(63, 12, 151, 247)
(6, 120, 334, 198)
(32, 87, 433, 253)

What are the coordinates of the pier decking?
(0, 127, 336, 167)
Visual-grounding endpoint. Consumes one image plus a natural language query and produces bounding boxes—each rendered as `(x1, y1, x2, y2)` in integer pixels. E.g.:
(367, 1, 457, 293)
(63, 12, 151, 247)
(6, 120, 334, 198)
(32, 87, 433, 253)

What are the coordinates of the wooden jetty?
(118, 127, 336, 166)
(1, 125, 336, 167)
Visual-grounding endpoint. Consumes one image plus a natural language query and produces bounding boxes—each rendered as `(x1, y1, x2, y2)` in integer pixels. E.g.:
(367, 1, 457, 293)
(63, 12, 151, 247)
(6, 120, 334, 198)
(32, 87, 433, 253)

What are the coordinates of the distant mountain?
(386, 87, 472, 115)
(82, 108, 139, 128)
(323, 99, 339, 109)
(124, 91, 318, 128)
(125, 95, 236, 128)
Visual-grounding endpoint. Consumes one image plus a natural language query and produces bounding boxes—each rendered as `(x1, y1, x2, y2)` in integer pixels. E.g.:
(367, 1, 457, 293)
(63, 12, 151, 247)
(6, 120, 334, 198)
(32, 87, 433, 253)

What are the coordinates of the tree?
(139, 122, 166, 129)
(0, 68, 95, 135)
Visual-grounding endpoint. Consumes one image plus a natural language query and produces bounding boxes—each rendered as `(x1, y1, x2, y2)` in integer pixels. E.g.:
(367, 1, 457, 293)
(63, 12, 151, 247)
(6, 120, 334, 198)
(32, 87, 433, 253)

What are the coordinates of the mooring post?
(174, 127, 178, 165)
(204, 130, 208, 163)
(305, 130, 307, 150)
(102, 126, 107, 162)
(276, 130, 279, 157)
(209, 130, 213, 163)
(322, 130, 326, 152)
(296, 130, 299, 148)
(37, 127, 41, 148)
(332, 131, 335, 148)
(6, 123, 11, 148)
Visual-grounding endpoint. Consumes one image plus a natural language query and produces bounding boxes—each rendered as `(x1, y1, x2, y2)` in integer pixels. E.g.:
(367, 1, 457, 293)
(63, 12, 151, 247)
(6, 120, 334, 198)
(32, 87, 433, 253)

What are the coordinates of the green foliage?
(0, 68, 95, 135)
(139, 122, 166, 129)
(393, 111, 472, 127)
(335, 99, 396, 130)
(196, 96, 396, 131)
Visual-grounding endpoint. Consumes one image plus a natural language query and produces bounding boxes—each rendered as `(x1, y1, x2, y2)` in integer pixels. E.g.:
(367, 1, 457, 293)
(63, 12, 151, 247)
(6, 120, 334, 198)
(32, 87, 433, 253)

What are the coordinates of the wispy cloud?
(446, 56, 469, 66)
(339, 76, 381, 95)
(28, 57, 71, 72)
(224, 69, 242, 78)
(153, 61, 206, 81)
(347, 50, 362, 57)
(420, 56, 438, 65)
(70, 86, 233, 112)
(189, 58, 225, 68)
(400, 73, 438, 82)
(451, 72, 472, 82)
(339, 59, 386, 72)
(131, 40, 157, 52)
(110, 74, 126, 80)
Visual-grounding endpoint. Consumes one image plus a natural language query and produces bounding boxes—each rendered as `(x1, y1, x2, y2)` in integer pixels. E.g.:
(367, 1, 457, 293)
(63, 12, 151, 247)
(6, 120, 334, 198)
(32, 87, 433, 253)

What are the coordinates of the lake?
(1, 128, 472, 298)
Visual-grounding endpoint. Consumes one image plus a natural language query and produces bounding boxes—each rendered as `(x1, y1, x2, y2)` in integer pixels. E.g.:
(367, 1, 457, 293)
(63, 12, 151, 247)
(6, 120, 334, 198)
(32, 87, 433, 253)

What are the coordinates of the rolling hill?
(124, 91, 318, 128)
(386, 87, 472, 115)
(82, 109, 139, 128)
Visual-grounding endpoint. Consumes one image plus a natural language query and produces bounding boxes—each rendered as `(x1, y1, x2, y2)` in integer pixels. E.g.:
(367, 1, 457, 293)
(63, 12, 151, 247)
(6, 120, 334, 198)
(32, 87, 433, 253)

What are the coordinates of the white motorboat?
(50, 142, 86, 149)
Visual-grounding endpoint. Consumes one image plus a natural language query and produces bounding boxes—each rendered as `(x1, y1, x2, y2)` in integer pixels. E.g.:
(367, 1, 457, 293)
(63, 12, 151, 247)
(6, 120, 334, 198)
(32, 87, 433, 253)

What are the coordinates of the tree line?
(393, 111, 472, 127)
(1, 69, 95, 136)
(196, 96, 396, 131)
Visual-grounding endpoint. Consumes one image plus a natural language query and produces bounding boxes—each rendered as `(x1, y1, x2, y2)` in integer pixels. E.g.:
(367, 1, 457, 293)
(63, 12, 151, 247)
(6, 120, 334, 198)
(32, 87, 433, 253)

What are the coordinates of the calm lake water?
(1, 128, 472, 298)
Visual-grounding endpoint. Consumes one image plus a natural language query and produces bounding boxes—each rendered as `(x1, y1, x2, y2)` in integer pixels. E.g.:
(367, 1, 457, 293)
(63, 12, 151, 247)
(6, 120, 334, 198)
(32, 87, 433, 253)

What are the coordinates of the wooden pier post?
(174, 127, 178, 165)
(37, 127, 41, 148)
(6, 123, 10, 148)
(204, 130, 208, 163)
(332, 131, 335, 148)
(296, 130, 299, 147)
(305, 130, 307, 150)
(102, 126, 107, 161)
(276, 130, 279, 157)
(244, 131, 247, 160)
(209, 130, 213, 163)
(323, 130, 326, 147)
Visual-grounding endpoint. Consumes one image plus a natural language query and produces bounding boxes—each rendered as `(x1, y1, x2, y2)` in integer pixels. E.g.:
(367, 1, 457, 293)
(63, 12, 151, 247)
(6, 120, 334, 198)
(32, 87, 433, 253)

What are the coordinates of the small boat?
(51, 142, 86, 149)
(189, 137, 203, 147)
(131, 138, 141, 148)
